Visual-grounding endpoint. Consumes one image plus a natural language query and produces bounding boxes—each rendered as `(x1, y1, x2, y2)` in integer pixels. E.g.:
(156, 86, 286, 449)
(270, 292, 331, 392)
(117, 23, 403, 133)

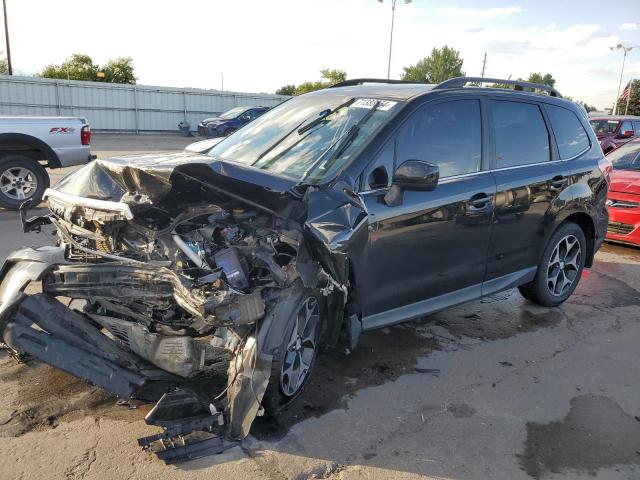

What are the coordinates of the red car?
(590, 115, 640, 155)
(606, 138, 640, 246)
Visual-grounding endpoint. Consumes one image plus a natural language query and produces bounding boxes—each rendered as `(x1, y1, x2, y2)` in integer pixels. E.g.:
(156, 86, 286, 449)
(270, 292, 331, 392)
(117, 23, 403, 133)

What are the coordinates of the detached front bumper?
(0, 246, 274, 460)
(0, 246, 171, 398)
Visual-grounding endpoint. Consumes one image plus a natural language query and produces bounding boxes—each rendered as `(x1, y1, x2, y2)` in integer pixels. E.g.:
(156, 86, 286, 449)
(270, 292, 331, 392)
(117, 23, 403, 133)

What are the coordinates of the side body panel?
(0, 117, 91, 167)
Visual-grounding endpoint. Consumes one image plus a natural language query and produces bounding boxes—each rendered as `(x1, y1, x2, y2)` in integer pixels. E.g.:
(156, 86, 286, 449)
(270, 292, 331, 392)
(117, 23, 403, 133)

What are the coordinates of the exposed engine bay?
(47, 199, 302, 377)
(0, 154, 360, 461)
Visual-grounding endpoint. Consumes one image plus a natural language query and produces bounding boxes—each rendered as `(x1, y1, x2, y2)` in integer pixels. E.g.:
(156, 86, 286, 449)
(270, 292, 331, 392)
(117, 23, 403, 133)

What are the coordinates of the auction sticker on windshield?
(352, 98, 397, 111)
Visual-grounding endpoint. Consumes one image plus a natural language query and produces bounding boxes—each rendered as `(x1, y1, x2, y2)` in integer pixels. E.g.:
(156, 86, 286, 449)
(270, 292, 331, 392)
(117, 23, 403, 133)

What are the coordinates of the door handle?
(550, 176, 568, 191)
(468, 193, 492, 210)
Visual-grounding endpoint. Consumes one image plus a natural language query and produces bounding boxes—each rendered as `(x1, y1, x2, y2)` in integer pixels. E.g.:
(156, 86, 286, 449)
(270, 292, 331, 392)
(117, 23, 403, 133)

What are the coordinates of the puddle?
(428, 289, 564, 340)
(519, 395, 640, 479)
(567, 268, 640, 309)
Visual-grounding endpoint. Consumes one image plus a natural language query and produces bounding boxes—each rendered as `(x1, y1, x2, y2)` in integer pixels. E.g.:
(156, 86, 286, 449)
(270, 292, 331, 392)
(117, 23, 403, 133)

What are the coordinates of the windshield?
(590, 119, 619, 135)
(219, 107, 248, 119)
(208, 94, 399, 183)
(608, 141, 640, 170)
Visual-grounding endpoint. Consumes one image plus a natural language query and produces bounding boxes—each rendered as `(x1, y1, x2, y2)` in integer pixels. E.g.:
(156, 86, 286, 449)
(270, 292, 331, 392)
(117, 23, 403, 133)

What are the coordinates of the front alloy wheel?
(280, 296, 320, 397)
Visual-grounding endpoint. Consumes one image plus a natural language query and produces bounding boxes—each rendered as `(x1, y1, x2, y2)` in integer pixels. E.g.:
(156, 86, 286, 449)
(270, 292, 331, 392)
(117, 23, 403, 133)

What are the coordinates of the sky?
(2, 0, 640, 109)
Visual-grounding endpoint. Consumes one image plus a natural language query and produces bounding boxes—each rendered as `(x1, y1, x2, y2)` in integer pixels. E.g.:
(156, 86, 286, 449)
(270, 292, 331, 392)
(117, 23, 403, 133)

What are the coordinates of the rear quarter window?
(545, 104, 590, 159)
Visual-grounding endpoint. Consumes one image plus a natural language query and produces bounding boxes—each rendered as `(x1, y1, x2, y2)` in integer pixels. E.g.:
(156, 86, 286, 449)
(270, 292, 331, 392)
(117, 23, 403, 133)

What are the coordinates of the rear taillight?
(81, 125, 91, 146)
(598, 157, 612, 183)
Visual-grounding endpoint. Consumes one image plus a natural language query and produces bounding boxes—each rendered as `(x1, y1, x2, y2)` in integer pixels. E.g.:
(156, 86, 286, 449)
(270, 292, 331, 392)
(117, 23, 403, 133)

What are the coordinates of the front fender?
(0, 246, 66, 328)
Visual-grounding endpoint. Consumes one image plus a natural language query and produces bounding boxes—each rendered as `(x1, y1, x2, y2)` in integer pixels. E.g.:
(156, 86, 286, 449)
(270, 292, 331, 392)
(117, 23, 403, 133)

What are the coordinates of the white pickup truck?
(0, 116, 95, 210)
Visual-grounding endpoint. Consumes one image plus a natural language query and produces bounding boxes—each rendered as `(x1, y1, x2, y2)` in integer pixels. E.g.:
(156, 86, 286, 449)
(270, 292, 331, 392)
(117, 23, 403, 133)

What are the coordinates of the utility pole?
(480, 52, 487, 79)
(2, 0, 12, 75)
(220, 72, 224, 92)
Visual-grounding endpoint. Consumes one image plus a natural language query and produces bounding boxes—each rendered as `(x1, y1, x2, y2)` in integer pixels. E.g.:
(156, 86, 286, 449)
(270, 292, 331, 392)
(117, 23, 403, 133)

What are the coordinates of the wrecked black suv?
(0, 77, 609, 460)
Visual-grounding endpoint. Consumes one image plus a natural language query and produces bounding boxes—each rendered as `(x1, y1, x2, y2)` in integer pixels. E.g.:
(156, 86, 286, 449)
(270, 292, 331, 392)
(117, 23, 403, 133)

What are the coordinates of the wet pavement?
(1, 136, 640, 479)
(0, 243, 638, 479)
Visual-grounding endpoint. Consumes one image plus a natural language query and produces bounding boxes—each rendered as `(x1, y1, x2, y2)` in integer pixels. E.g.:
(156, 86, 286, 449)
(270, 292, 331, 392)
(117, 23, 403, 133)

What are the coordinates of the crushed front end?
(0, 155, 353, 462)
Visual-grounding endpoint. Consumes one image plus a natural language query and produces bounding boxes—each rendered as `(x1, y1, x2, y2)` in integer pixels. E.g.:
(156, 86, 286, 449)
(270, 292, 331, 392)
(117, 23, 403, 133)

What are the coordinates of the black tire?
(0, 155, 49, 210)
(518, 222, 586, 307)
(262, 285, 323, 415)
(225, 128, 237, 137)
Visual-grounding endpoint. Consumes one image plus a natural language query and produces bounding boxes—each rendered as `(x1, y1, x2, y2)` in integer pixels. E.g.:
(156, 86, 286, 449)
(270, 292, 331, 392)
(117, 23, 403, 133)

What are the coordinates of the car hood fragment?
(52, 152, 303, 217)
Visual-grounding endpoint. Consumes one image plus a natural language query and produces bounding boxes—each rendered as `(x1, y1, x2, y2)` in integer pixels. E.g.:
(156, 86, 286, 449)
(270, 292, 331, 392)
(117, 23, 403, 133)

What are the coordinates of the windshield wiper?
(252, 98, 356, 166)
(297, 98, 356, 135)
(299, 100, 380, 183)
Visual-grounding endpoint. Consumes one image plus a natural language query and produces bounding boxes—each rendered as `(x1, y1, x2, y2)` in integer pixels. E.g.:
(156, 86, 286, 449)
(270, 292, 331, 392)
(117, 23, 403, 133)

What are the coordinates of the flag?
(621, 81, 632, 100)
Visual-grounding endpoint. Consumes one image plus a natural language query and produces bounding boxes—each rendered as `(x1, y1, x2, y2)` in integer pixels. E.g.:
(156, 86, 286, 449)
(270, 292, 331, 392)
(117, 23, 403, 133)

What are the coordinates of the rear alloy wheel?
(546, 234, 581, 297)
(0, 156, 49, 210)
(518, 222, 586, 307)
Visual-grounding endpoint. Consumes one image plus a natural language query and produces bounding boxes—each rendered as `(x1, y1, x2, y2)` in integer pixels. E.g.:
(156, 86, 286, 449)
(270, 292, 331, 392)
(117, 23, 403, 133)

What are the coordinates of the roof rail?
(329, 78, 427, 88)
(434, 77, 563, 98)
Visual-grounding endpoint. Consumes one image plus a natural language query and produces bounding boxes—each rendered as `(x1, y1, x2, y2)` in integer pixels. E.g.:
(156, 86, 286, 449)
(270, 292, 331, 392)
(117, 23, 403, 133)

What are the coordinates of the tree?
(276, 68, 347, 96)
(319, 68, 346, 85)
(41, 54, 98, 81)
(526, 72, 556, 87)
(564, 96, 598, 113)
(402, 46, 465, 83)
(40, 53, 136, 84)
(577, 100, 597, 113)
(614, 79, 640, 115)
(0, 59, 8, 75)
(276, 84, 296, 96)
(101, 57, 136, 84)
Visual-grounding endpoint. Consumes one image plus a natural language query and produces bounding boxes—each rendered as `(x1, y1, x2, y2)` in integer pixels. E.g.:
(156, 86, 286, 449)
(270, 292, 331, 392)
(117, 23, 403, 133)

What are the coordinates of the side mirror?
(623, 130, 634, 138)
(384, 160, 439, 207)
(393, 160, 439, 191)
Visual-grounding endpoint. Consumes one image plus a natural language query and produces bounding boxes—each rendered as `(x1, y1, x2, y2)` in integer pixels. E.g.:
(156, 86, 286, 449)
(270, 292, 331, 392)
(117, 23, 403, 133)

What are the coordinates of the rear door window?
(490, 100, 550, 168)
(545, 104, 590, 159)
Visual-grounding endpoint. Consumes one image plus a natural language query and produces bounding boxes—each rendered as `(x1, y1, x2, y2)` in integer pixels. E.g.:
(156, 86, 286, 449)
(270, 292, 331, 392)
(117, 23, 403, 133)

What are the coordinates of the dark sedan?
(197, 106, 269, 137)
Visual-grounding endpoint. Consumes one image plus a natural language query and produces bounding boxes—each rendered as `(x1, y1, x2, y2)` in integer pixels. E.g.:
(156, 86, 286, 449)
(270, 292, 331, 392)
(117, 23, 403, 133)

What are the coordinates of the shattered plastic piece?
(215, 247, 249, 290)
(226, 336, 273, 439)
(138, 389, 235, 463)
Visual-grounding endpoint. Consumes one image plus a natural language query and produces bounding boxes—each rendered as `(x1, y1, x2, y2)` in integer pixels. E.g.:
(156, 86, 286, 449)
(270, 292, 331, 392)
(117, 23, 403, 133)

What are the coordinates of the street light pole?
(611, 44, 639, 115)
(2, 0, 12, 75)
(378, 0, 411, 79)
